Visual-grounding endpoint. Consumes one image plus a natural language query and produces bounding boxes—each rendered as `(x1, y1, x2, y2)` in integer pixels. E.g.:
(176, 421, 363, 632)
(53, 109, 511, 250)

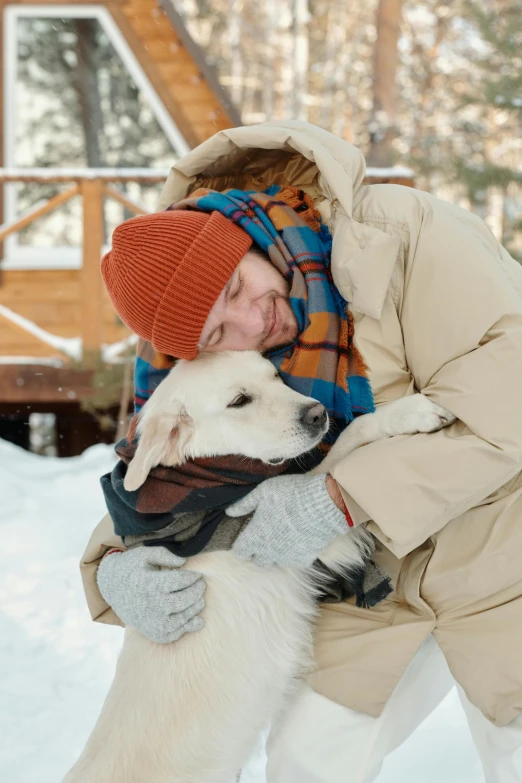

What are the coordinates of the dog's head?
(124, 350, 329, 491)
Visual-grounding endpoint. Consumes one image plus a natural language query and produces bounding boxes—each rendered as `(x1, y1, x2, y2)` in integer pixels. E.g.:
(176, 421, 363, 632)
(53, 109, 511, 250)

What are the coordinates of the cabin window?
(2, 5, 188, 270)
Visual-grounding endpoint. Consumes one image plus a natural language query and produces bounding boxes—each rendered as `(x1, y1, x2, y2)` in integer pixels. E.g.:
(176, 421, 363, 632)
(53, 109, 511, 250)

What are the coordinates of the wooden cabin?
(0, 0, 414, 455)
(0, 0, 241, 454)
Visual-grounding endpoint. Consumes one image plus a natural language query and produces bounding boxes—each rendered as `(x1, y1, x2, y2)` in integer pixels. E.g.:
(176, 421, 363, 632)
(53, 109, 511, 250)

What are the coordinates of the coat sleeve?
(332, 200, 522, 558)
(80, 513, 126, 627)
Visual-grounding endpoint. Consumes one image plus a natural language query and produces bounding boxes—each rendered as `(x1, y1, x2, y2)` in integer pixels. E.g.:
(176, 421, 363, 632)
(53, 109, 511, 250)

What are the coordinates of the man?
(82, 122, 522, 781)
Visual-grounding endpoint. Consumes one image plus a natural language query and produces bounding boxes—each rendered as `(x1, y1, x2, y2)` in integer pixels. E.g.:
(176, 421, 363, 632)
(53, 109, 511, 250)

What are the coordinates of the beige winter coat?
(81, 121, 522, 726)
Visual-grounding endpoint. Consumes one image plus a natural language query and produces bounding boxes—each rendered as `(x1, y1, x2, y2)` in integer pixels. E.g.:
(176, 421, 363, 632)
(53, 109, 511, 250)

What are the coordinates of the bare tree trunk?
(73, 19, 107, 240)
(408, 7, 451, 175)
(292, 0, 309, 121)
(368, 0, 404, 166)
(73, 19, 104, 168)
(319, 0, 344, 130)
(262, 0, 278, 120)
(229, 0, 244, 108)
(485, 106, 504, 240)
(280, 5, 294, 120)
(332, 1, 363, 142)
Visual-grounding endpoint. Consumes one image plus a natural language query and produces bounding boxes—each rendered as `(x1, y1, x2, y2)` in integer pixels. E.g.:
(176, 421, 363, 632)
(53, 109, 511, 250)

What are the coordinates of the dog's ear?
(124, 405, 193, 491)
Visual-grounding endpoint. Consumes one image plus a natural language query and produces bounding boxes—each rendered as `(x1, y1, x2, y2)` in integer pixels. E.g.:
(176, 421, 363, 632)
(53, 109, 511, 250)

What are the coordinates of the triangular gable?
(107, 0, 241, 146)
(3, 0, 240, 151)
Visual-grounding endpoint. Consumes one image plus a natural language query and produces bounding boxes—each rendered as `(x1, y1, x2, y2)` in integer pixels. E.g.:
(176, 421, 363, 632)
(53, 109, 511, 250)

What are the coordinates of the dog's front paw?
(395, 394, 456, 435)
(417, 402, 456, 432)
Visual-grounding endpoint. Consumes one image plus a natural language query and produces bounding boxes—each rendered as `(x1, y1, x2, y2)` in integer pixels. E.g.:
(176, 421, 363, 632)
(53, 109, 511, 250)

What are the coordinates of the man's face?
(198, 251, 298, 353)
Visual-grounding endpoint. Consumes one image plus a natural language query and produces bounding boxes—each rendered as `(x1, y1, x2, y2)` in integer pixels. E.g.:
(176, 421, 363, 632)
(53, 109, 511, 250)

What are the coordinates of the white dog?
(63, 350, 455, 783)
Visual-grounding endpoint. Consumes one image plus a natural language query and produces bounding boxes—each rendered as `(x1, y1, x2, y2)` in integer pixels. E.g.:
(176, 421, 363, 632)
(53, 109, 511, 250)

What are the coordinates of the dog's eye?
(227, 393, 253, 409)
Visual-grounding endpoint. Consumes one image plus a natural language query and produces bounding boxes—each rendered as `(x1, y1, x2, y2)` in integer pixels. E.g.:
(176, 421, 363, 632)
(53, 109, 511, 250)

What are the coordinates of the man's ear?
(123, 406, 192, 492)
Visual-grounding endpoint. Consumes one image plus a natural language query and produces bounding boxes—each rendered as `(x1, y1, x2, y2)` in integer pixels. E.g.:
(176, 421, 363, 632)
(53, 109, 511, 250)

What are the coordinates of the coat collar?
(331, 210, 401, 320)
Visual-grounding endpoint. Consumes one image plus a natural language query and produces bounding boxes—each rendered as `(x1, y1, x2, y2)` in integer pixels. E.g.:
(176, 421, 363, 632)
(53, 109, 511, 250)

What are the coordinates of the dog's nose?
(300, 402, 327, 429)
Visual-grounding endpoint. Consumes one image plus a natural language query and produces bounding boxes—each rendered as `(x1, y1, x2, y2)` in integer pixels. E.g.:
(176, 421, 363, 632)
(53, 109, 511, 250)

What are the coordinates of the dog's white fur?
(63, 351, 455, 783)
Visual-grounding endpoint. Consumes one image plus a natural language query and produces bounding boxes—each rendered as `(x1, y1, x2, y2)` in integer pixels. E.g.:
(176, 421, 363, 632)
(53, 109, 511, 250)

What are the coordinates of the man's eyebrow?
(199, 275, 233, 350)
(223, 272, 235, 303)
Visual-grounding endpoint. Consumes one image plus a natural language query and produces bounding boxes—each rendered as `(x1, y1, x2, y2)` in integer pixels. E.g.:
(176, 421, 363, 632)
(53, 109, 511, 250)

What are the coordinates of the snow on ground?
(0, 439, 484, 782)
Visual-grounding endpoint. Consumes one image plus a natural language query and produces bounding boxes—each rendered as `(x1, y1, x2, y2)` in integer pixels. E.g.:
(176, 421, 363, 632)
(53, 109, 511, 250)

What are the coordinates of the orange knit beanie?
(101, 210, 252, 359)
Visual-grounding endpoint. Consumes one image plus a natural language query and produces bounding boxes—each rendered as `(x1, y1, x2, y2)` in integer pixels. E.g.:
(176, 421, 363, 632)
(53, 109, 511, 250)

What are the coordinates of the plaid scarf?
(135, 186, 374, 442)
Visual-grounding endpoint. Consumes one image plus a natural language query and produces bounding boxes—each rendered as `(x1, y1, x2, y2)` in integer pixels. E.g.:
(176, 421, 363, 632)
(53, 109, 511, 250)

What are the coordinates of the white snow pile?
(0, 438, 483, 782)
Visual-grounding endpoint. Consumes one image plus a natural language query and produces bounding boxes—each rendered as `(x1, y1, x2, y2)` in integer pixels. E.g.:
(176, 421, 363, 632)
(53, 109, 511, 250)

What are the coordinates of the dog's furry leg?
(62, 553, 317, 783)
(312, 393, 455, 476)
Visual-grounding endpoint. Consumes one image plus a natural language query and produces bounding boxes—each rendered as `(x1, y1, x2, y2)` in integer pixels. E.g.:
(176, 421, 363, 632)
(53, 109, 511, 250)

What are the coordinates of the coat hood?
(157, 120, 366, 217)
(156, 121, 401, 320)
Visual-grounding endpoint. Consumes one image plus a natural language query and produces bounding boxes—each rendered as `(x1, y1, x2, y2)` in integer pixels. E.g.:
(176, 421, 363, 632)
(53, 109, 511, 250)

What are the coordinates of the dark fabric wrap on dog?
(101, 425, 392, 608)
(101, 424, 294, 544)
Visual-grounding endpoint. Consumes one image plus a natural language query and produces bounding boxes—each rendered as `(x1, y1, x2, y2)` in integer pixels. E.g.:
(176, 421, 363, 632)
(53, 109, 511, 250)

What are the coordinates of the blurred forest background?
(14, 0, 521, 257)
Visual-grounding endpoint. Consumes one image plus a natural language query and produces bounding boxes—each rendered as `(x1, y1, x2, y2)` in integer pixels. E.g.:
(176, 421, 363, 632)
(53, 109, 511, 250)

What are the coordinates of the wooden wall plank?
(0, 365, 96, 403)
(114, 0, 239, 145)
(0, 268, 129, 356)
(107, 2, 200, 148)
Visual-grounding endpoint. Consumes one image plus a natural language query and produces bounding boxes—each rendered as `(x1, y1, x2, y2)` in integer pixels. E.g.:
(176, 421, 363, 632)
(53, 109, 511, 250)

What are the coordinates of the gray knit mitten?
(97, 546, 206, 644)
(228, 474, 348, 568)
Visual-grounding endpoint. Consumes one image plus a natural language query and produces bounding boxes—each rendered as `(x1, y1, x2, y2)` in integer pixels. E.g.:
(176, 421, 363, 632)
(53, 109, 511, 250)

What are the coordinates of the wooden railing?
(0, 166, 416, 369)
(0, 168, 169, 364)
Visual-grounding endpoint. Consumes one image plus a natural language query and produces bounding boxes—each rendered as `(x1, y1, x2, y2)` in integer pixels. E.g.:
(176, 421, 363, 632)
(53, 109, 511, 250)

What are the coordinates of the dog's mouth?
(265, 420, 329, 467)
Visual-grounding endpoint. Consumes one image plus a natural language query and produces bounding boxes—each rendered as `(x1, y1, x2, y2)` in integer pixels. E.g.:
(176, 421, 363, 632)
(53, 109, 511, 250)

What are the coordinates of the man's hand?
(97, 546, 206, 644)
(227, 473, 349, 568)
(325, 474, 346, 511)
